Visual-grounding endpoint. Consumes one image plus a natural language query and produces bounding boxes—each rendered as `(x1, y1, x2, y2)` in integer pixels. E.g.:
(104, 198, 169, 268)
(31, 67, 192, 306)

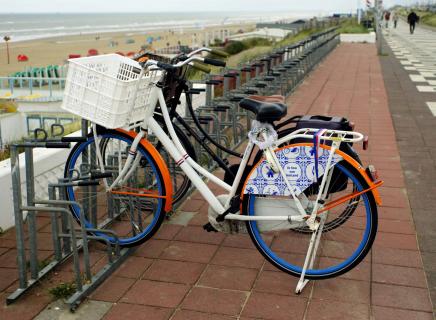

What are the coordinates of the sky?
(0, 0, 408, 14)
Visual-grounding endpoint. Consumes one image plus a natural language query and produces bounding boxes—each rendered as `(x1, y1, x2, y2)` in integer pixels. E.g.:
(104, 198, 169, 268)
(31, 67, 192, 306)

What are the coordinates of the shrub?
(224, 41, 247, 55)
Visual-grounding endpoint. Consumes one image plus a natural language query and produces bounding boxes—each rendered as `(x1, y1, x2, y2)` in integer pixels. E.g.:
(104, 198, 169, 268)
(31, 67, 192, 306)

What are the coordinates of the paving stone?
(0, 268, 18, 292)
(198, 264, 258, 291)
(90, 276, 135, 302)
(211, 246, 264, 269)
(103, 303, 172, 320)
(172, 309, 234, 320)
(133, 239, 170, 259)
(373, 246, 423, 268)
(371, 305, 433, 320)
(143, 259, 206, 284)
(112, 256, 153, 279)
(121, 279, 190, 308)
(282, 271, 324, 299)
(154, 224, 183, 240)
(374, 232, 419, 251)
(306, 299, 369, 320)
(241, 292, 307, 320)
(174, 226, 226, 245)
(312, 278, 370, 305)
(373, 264, 428, 288)
(181, 287, 247, 316)
(160, 241, 218, 263)
(372, 283, 433, 312)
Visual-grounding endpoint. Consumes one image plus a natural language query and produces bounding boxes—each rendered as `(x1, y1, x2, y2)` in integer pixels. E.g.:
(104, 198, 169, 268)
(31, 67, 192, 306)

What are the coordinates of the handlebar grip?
(211, 48, 229, 58)
(203, 58, 226, 67)
(90, 172, 113, 179)
(191, 62, 211, 73)
(46, 142, 71, 148)
(205, 80, 223, 85)
(61, 136, 87, 143)
(157, 62, 176, 71)
(78, 181, 100, 186)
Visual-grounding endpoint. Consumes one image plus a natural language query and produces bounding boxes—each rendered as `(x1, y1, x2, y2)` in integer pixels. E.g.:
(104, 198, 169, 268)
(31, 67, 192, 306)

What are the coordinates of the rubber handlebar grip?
(61, 136, 87, 143)
(90, 172, 113, 179)
(78, 181, 100, 186)
(191, 62, 211, 73)
(46, 142, 71, 148)
(205, 80, 223, 85)
(210, 48, 229, 57)
(157, 62, 176, 71)
(203, 58, 226, 67)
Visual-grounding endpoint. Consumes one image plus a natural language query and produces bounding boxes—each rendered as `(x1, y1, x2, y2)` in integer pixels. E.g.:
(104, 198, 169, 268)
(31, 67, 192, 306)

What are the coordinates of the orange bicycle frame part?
(112, 128, 173, 212)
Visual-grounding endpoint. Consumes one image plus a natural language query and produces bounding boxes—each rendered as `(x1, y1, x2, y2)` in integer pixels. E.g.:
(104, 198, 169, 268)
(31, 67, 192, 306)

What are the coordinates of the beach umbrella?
(3, 35, 10, 64)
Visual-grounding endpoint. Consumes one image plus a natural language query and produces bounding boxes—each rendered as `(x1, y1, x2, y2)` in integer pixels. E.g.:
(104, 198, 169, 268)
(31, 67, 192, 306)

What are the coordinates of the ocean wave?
(2, 12, 311, 42)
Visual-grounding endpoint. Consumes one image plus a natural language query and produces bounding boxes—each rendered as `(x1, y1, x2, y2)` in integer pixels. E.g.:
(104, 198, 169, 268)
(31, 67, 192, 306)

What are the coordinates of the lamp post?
(3, 35, 10, 64)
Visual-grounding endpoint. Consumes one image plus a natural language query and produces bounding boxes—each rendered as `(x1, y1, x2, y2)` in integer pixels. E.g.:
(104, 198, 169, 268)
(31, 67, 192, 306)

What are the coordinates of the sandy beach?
(0, 24, 254, 76)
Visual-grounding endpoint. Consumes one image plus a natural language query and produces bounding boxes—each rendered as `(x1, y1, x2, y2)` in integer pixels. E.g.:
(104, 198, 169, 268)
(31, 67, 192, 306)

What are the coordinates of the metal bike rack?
(6, 123, 135, 312)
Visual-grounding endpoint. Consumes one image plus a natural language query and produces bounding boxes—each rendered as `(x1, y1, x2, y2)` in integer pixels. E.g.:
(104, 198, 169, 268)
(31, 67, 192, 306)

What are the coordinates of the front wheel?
(242, 148, 378, 279)
(64, 129, 167, 247)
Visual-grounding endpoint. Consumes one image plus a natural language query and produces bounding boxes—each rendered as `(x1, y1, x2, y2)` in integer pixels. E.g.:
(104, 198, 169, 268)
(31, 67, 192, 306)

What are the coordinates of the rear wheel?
(243, 147, 377, 279)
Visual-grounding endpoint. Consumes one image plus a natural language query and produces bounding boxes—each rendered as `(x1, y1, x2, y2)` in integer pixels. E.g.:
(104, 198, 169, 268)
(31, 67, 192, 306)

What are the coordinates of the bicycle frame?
(93, 82, 369, 226)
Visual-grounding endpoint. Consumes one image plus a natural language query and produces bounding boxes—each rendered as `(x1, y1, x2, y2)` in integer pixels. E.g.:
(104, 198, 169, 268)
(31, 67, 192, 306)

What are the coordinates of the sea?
(0, 12, 315, 43)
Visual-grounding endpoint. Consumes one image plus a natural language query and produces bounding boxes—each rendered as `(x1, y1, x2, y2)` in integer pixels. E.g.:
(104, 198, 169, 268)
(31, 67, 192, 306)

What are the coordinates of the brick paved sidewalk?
(1, 43, 433, 319)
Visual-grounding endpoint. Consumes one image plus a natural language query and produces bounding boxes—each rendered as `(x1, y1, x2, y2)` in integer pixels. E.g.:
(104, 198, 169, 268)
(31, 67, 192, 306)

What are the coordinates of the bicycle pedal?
(203, 222, 218, 233)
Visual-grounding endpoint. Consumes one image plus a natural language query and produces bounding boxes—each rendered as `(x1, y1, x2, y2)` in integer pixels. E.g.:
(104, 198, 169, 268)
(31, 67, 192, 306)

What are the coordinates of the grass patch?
(226, 46, 272, 67)
(48, 281, 77, 300)
(337, 20, 370, 34)
(275, 28, 323, 47)
(419, 12, 436, 28)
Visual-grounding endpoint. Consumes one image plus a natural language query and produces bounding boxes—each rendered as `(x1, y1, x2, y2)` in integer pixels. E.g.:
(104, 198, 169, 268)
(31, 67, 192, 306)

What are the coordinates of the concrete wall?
(340, 32, 376, 43)
(0, 135, 74, 232)
(0, 113, 27, 147)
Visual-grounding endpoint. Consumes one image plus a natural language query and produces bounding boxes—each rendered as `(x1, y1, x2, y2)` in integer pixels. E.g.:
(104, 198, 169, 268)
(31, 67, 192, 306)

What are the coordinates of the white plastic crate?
(61, 54, 160, 129)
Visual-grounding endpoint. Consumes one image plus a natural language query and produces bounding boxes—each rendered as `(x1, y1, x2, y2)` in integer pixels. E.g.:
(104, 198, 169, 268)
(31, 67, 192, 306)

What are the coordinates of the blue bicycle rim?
(66, 133, 164, 245)
(248, 162, 372, 276)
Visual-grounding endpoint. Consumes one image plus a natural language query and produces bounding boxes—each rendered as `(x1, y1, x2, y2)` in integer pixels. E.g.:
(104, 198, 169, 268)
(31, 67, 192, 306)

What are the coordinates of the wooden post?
(3, 36, 10, 64)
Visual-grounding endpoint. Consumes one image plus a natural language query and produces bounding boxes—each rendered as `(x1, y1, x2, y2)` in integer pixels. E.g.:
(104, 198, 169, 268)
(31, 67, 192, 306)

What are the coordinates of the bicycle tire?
(64, 128, 167, 247)
(242, 145, 378, 279)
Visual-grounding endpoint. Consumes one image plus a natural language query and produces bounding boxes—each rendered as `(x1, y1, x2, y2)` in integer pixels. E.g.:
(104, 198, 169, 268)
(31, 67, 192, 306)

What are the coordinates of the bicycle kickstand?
(295, 214, 327, 294)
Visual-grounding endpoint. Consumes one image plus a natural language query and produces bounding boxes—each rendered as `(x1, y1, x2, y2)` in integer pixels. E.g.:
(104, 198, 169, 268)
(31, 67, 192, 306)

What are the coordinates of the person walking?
(384, 11, 391, 28)
(392, 12, 399, 28)
(407, 10, 419, 34)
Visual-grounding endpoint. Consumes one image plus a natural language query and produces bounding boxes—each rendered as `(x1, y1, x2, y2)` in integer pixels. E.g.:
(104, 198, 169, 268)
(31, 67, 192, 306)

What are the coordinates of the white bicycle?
(62, 50, 383, 290)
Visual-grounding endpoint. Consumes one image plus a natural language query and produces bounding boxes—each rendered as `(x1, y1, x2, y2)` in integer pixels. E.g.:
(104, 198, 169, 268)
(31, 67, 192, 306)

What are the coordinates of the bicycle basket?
(61, 54, 161, 129)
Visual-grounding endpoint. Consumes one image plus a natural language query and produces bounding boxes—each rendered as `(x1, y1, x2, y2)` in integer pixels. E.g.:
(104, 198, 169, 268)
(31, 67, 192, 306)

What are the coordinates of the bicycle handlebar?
(146, 55, 226, 71)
